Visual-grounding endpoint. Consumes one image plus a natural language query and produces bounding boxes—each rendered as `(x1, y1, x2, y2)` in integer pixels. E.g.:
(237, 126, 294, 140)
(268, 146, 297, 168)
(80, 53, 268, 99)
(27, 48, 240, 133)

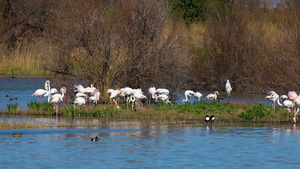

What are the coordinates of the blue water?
(1, 123, 300, 168)
(0, 77, 47, 110)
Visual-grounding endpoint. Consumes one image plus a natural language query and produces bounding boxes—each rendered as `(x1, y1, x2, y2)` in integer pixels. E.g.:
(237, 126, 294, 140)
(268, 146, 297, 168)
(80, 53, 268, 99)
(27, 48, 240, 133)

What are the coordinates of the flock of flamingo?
(31, 79, 234, 118)
(265, 91, 300, 123)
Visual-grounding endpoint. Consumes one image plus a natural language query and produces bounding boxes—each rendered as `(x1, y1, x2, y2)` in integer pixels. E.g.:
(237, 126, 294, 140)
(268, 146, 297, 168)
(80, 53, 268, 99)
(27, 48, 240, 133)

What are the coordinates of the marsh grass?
(28, 101, 55, 111)
(0, 119, 53, 129)
(7, 103, 19, 112)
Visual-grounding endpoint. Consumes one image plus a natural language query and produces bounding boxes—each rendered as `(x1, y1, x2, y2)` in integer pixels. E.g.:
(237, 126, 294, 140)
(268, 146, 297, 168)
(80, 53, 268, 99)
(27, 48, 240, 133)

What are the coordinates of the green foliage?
(240, 104, 272, 120)
(27, 101, 55, 111)
(154, 101, 235, 114)
(7, 103, 19, 112)
(62, 105, 119, 117)
(154, 102, 176, 111)
(177, 101, 235, 114)
(169, 0, 207, 22)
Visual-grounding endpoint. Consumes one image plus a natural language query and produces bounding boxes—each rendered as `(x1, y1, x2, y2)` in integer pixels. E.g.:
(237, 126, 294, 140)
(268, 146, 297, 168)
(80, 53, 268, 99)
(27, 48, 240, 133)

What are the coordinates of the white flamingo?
(50, 87, 66, 115)
(156, 88, 169, 96)
(182, 90, 195, 103)
(74, 96, 86, 106)
(206, 91, 219, 101)
(148, 86, 157, 102)
(265, 91, 279, 110)
(110, 89, 122, 109)
(225, 79, 232, 101)
(32, 81, 49, 102)
(89, 89, 100, 105)
(293, 96, 300, 123)
(193, 92, 203, 102)
(134, 92, 147, 111)
(156, 94, 171, 104)
(277, 95, 294, 121)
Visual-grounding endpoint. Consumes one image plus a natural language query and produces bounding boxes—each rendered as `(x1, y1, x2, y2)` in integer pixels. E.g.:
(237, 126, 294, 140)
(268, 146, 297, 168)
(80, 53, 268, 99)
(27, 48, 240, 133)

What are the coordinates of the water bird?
(13, 132, 22, 137)
(193, 92, 203, 102)
(10, 97, 17, 100)
(225, 79, 232, 101)
(205, 115, 215, 123)
(6, 95, 8, 97)
(277, 95, 294, 121)
(32, 81, 49, 102)
(206, 91, 219, 101)
(182, 90, 195, 103)
(51, 87, 67, 115)
(265, 91, 279, 110)
(91, 136, 99, 141)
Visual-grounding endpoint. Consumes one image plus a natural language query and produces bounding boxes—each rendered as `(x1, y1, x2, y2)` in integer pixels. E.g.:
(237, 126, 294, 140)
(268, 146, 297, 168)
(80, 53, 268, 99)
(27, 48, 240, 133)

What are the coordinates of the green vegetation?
(27, 101, 55, 111)
(239, 104, 273, 120)
(62, 105, 119, 117)
(7, 103, 19, 112)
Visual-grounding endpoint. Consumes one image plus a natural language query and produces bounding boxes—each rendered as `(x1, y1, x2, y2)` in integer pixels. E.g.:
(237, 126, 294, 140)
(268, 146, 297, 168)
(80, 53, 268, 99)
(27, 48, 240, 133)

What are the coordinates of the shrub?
(240, 104, 272, 120)
(7, 103, 19, 112)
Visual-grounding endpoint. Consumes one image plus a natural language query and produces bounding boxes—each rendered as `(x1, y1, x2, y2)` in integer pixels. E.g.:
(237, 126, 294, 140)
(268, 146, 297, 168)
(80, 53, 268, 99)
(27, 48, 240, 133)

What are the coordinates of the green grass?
(27, 101, 55, 111)
(240, 103, 274, 120)
(7, 103, 19, 112)
(62, 105, 119, 117)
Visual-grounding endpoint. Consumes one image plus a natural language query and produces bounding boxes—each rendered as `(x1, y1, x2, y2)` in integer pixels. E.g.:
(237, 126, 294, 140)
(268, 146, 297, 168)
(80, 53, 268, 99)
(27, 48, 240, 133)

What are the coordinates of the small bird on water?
(13, 132, 22, 137)
(91, 136, 99, 141)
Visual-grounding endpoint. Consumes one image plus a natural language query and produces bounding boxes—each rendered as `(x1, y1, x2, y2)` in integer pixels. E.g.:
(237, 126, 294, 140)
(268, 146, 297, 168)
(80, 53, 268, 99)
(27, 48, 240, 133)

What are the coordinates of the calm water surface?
(0, 121, 300, 168)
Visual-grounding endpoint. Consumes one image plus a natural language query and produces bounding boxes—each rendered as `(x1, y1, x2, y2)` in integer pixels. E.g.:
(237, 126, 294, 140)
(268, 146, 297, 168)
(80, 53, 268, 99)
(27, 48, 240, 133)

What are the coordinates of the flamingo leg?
(38, 96, 41, 102)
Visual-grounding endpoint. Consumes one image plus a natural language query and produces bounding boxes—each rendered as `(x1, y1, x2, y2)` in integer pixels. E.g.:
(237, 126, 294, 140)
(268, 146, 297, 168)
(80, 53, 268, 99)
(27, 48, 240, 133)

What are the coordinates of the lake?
(1, 77, 298, 168)
(0, 120, 300, 168)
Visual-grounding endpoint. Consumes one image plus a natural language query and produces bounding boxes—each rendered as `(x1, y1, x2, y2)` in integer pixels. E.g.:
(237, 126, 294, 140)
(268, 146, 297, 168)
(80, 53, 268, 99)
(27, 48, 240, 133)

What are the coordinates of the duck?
(6, 95, 9, 97)
(205, 115, 215, 123)
(91, 136, 99, 141)
(10, 97, 17, 100)
(13, 132, 22, 137)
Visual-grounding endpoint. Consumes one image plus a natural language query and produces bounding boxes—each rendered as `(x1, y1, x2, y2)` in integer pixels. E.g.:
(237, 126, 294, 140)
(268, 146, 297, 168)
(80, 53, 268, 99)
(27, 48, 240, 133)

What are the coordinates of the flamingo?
(133, 92, 147, 111)
(32, 81, 49, 102)
(50, 87, 66, 115)
(277, 95, 294, 121)
(120, 87, 133, 103)
(156, 94, 171, 104)
(225, 79, 232, 101)
(89, 89, 100, 105)
(110, 89, 122, 109)
(156, 88, 169, 96)
(193, 92, 203, 102)
(293, 96, 300, 123)
(265, 91, 279, 110)
(74, 96, 86, 106)
(148, 86, 157, 102)
(206, 91, 219, 101)
(182, 90, 195, 103)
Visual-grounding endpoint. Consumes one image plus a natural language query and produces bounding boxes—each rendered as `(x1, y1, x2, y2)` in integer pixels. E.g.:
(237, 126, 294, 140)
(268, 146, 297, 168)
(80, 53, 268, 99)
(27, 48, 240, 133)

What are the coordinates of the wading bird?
(51, 87, 66, 115)
(277, 95, 294, 122)
(182, 90, 195, 103)
(32, 81, 49, 102)
(206, 91, 219, 101)
(265, 91, 279, 110)
(193, 92, 203, 102)
(225, 79, 232, 101)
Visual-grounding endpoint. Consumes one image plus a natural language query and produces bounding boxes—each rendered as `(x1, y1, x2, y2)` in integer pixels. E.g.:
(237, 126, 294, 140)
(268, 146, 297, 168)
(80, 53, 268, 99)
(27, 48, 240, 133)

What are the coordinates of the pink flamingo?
(32, 81, 49, 102)
(50, 87, 66, 116)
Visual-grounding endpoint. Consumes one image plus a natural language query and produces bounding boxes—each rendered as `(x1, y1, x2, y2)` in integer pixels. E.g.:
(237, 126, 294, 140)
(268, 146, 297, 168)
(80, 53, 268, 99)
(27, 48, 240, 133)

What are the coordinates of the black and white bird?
(205, 115, 215, 123)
